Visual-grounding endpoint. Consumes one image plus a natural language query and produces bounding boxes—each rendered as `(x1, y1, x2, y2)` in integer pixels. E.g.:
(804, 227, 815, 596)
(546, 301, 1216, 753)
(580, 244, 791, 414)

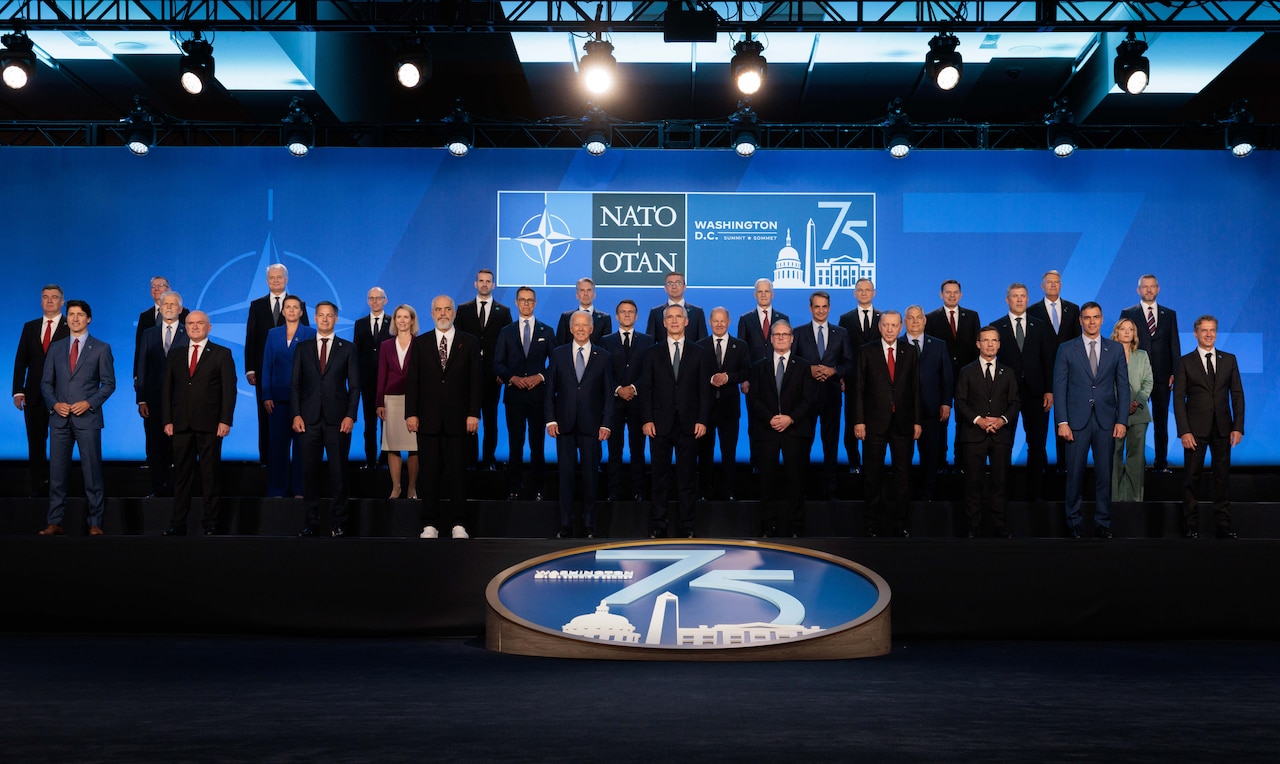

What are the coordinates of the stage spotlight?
(884, 100, 911, 159)
(282, 97, 313, 157)
(122, 97, 155, 156)
(1046, 104, 1079, 158)
(731, 35, 767, 96)
(729, 105, 758, 157)
(582, 107, 610, 156)
(581, 37, 616, 96)
(1227, 106, 1256, 158)
(179, 33, 215, 96)
(925, 33, 962, 91)
(1, 32, 36, 91)
(1113, 33, 1149, 96)
(395, 36, 431, 89)
(443, 103, 473, 157)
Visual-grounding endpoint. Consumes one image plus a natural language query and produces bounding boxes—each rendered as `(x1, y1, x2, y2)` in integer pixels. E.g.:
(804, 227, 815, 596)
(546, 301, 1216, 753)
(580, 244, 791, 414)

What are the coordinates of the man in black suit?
(545, 312, 615, 538)
(12, 284, 68, 496)
(645, 271, 707, 342)
(555, 277, 613, 345)
(353, 286, 393, 469)
(135, 275, 190, 355)
(993, 283, 1057, 499)
(454, 268, 512, 470)
(493, 287, 556, 500)
(600, 299, 653, 501)
(641, 304, 712, 538)
(1121, 273, 1181, 472)
(737, 278, 789, 365)
(1028, 269, 1081, 471)
(854, 310, 922, 537)
(161, 311, 236, 536)
(903, 305, 953, 501)
(135, 289, 188, 497)
(406, 296, 481, 540)
(696, 307, 751, 501)
(246, 263, 308, 463)
(748, 319, 819, 537)
(837, 277, 881, 474)
(291, 301, 358, 538)
(926, 279, 980, 471)
(1173, 315, 1244, 539)
(954, 327, 1021, 537)
(793, 291, 853, 497)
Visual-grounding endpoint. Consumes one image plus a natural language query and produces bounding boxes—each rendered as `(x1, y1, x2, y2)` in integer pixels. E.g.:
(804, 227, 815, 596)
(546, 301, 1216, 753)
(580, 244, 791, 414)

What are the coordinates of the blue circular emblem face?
(488, 540, 890, 653)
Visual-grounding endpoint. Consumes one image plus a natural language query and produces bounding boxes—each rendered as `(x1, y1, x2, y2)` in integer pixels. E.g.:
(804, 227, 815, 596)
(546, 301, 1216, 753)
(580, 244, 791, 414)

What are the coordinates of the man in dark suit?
(993, 283, 1057, 499)
(290, 301, 359, 538)
(555, 277, 613, 345)
(454, 268, 512, 470)
(38, 300, 116, 536)
(1053, 302, 1130, 539)
(926, 279, 981, 472)
(737, 278, 789, 365)
(837, 277, 881, 474)
(748, 319, 819, 537)
(793, 291, 853, 497)
(954, 327, 1021, 537)
(696, 307, 751, 501)
(12, 284, 69, 496)
(903, 305, 954, 501)
(1027, 269, 1081, 471)
(600, 299, 653, 501)
(645, 271, 707, 342)
(854, 310, 922, 537)
(352, 286, 393, 469)
(246, 263, 308, 464)
(1120, 273, 1181, 472)
(406, 296, 481, 540)
(493, 286, 556, 500)
(134, 289, 188, 497)
(1173, 315, 1245, 539)
(161, 311, 236, 536)
(545, 312, 615, 538)
(641, 304, 712, 538)
(134, 275, 190, 354)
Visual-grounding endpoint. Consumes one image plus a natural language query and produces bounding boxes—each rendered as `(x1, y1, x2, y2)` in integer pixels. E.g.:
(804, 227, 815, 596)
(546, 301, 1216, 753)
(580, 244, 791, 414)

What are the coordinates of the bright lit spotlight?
(1113, 34, 1150, 96)
(582, 107, 611, 156)
(581, 38, 616, 96)
(396, 36, 431, 89)
(1, 32, 36, 91)
(1227, 106, 1256, 158)
(443, 103, 473, 157)
(282, 97, 312, 157)
(179, 34, 215, 96)
(731, 36, 767, 96)
(885, 99, 911, 158)
(122, 97, 155, 156)
(925, 33, 962, 91)
(729, 105, 759, 157)
(1046, 104, 1079, 158)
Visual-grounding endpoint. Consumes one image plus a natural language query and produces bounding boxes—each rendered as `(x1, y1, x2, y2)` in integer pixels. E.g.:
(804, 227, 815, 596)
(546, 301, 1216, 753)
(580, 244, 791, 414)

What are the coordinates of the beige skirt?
(381, 394, 417, 452)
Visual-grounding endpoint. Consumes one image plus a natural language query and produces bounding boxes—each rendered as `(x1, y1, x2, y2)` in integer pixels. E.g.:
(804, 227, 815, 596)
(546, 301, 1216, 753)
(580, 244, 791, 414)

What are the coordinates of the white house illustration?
(773, 218, 875, 289)
(563, 592, 823, 647)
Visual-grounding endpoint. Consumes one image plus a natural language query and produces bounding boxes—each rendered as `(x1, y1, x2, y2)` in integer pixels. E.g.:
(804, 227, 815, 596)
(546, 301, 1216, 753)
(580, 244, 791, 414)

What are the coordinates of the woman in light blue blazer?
(1112, 318, 1154, 501)
(260, 296, 317, 497)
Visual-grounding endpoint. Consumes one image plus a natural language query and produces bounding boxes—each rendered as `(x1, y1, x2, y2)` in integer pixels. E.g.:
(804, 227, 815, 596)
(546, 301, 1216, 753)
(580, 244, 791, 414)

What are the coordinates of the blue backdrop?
(3, 147, 1272, 465)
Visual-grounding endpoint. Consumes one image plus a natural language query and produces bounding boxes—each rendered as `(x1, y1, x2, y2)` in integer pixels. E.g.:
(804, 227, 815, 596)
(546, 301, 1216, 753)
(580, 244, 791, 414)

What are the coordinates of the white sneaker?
(451, 525, 470, 539)
(420, 525, 439, 539)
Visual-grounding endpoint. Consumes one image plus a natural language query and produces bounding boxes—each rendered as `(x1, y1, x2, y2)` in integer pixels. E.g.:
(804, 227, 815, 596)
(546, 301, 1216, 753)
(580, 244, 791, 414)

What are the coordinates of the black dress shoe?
(507, 492, 520, 501)
(1069, 527, 1083, 539)
(897, 529, 911, 539)
(162, 526, 186, 536)
(330, 526, 346, 538)
(967, 528, 980, 538)
(533, 492, 544, 501)
(686, 531, 696, 539)
(994, 528, 1012, 538)
(649, 529, 664, 539)
(866, 529, 880, 538)
(556, 527, 572, 539)
(1184, 530, 1200, 539)
(1095, 526, 1113, 539)
(726, 494, 736, 502)
(760, 527, 777, 539)
(297, 526, 318, 537)
(203, 527, 217, 536)
(1216, 528, 1238, 540)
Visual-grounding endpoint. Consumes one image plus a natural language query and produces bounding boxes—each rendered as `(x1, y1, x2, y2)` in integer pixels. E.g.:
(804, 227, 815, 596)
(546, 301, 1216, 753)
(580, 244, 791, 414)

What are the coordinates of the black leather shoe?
(162, 526, 186, 536)
(760, 527, 777, 539)
(556, 527, 571, 539)
(297, 526, 318, 537)
(1184, 530, 1200, 539)
(686, 531, 696, 539)
(330, 526, 346, 538)
(1216, 528, 1238, 540)
(203, 527, 217, 536)
(1095, 526, 1113, 539)
(994, 528, 1012, 538)
(649, 529, 664, 539)
(1069, 527, 1083, 539)
(507, 492, 520, 501)
(967, 528, 980, 538)
(533, 492, 544, 501)
(897, 529, 911, 539)
(866, 529, 880, 538)
(726, 494, 736, 502)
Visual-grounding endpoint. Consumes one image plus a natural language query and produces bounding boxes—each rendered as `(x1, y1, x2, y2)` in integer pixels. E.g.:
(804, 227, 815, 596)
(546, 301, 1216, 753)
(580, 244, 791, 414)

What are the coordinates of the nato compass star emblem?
(516, 204, 577, 282)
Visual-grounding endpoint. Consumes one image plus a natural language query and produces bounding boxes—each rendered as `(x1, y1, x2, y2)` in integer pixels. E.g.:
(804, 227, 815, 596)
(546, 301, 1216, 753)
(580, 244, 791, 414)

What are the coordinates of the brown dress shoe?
(38, 524, 64, 536)
(88, 526, 104, 536)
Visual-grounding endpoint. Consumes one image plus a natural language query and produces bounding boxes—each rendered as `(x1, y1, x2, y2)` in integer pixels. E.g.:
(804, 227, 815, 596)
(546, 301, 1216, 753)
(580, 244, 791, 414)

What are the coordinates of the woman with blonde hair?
(377, 304, 420, 499)
(1111, 317, 1154, 501)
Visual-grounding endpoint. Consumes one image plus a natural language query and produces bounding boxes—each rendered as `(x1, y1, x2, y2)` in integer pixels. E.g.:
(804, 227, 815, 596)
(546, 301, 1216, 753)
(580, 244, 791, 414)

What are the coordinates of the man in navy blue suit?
(353, 286, 393, 469)
(545, 312, 615, 538)
(737, 278, 789, 365)
(837, 278, 881, 474)
(1053, 302, 1130, 538)
(1120, 274, 1180, 473)
(993, 284, 1057, 499)
(134, 289, 188, 497)
(39, 300, 116, 536)
(793, 291, 854, 497)
(555, 277, 613, 345)
(696, 307, 751, 501)
(494, 286, 557, 500)
(645, 271, 707, 343)
(903, 305, 954, 501)
(599, 299, 652, 501)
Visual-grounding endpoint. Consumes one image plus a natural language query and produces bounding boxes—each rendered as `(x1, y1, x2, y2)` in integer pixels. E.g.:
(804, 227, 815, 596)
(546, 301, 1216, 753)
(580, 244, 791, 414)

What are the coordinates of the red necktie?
(762, 312, 770, 339)
(69, 338, 79, 372)
(887, 345, 896, 383)
(319, 338, 329, 374)
(42, 319, 52, 353)
(189, 343, 200, 377)
(949, 310, 957, 338)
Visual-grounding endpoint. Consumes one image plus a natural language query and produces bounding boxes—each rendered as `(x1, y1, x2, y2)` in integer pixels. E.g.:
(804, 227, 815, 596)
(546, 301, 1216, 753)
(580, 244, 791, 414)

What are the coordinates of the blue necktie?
(522, 320, 531, 356)
(817, 325, 826, 358)
(163, 324, 173, 353)
(1088, 340, 1098, 376)
(1050, 302, 1060, 333)
(575, 347, 585, 382)
(776, 356, 785, 397)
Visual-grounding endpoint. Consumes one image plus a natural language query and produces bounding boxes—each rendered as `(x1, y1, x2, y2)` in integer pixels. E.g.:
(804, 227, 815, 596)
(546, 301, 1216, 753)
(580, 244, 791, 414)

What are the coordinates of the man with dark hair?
(793, 291, 853, 497)
(837, 278, 881, 474)
(455, 268, 512, 470)
(955, 327, 1020, 537)
(13, 284, 68, 496)
(494, 287, 556, 500)
(1120, 274, 1181, 473)
(646, 271, 707, 342)
(600, 299, 653, 501)
(555, 277, 613, 345)
(926, 279, 980, 472)
(993, 283, 1057, 499)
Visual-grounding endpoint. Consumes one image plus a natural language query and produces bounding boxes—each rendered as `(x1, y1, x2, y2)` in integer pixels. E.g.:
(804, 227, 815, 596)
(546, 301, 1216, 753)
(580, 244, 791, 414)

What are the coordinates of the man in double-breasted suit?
(993, 283, 1057, 498)
(793, 291, 854, 497)
(904, 306, 954, 501)
(291, 301, 359, 537)
(641, 304, 712, 538)
(353, 286, 393, 469)
(600, 300, 653, 501)
(954, 328, 1021, 537)
(545, 312, 615, 538)
(1053, 302, 1130, 538)
(39, 300, 116, 536)
(135, 289, 188, 497)
(161, 311, 235, 535)
(455, 269, 512, 470)
(555, 277, 613, 345)
(13, 284, 69, 496)
(854, 310, 922, 537)
(1173, 315, 1245, 539)
(696, 307, 751, 501)
(837, 277, 882, 474)
(1120, 274, 1181, 472)
(406, 296, 481, 540)
(493, 286, 556, 500)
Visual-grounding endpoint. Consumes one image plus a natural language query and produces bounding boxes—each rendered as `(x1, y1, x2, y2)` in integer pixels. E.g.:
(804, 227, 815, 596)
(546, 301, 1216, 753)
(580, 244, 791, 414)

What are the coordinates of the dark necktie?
(522, 320, 531, 356)
(575, 347, 585, 382)
(479, 301, 488, 328)
(775, 356, 785, 397)
(949, 310, 958, 338)
(817, 325, 826, 358)
(1088, 340, 1098, 377)
(672, 341, 681, 381)
(913, 338, 921, 357)
(1206, 352, 1216, 385)
(862, 310, 870, 333)
(318, 338, 328, 374)
(373, 317, 381, 337)
(1147, 306, 1157, 336)
(438, 335, 448, 368)
(985, 362, 993, 383)
(716, 337, 724, 367)
(272, 296, 281, 325)
(164, 324, 173, 353)
(1015, 317, 1025, 351)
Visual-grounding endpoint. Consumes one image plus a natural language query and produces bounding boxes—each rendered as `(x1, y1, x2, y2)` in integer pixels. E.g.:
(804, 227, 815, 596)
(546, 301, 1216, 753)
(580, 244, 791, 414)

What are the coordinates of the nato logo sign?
(486, 539, 891, 661)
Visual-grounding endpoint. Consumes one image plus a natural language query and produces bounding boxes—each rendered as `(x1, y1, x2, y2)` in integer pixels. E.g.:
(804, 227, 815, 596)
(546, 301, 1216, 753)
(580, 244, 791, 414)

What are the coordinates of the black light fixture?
(925, 33, 963, 91)
(1226, 103, 1256, 158)
(729, 104, 759, 157)
(282, 97, 313, 157)
(731, 34, 767, 96)
(1113, 33, 1150, 96)
(123, 97, 155, 156)
(178, 33, 215, 95)
(884, 99, 911, 159)
(395, 35, 431, 90)
(1, 31, 36, 91)
(582, 106, 611, 156)
(1046, 102, 1079, 158)
(443, 102, 473, 157)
